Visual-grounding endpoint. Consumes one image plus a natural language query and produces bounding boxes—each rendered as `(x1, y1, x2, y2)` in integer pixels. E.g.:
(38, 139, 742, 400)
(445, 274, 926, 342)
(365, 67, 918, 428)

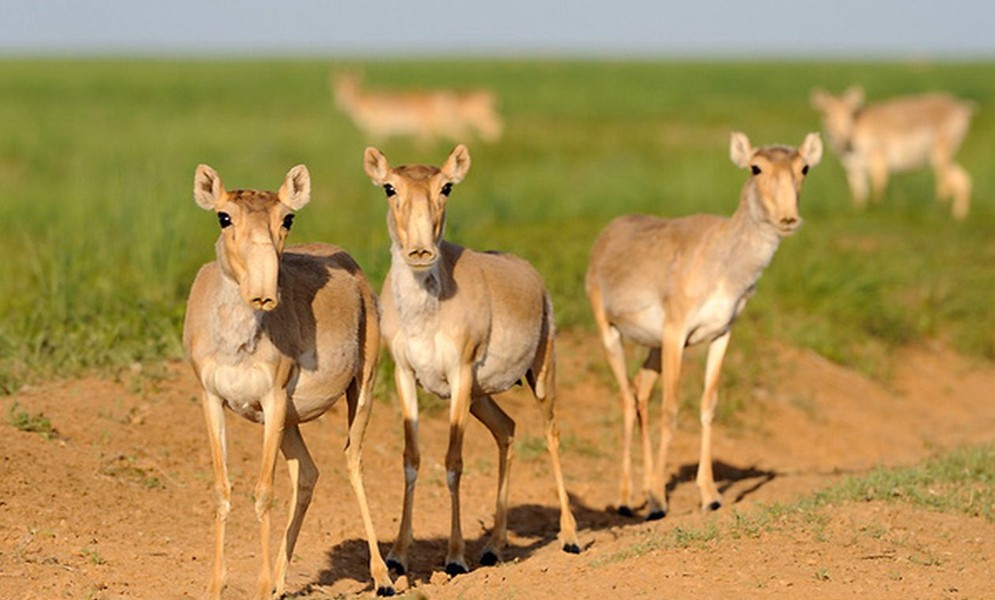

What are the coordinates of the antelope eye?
(441, 182, 453, 196)
(282, 214, 295, 230)
(751, 165, 762, 176)
(801, 165, 809, 175)
(383, 183, 396, 197)
(217, 212, 232, 228)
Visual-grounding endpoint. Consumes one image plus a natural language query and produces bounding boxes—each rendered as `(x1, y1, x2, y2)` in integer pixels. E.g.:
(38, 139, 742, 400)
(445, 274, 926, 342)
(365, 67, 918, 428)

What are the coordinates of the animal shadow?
(311, 494, 618, 591)
(667, 460, 778, 506)
(310, 463, 777, 592)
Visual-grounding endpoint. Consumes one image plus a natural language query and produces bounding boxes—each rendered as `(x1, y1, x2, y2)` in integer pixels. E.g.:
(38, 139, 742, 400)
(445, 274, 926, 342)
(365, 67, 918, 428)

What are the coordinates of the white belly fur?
(685, 292, 743, 346)
(611, 291, 745, 348)
(613, 303, 665, 348)
(397, 330, 460, 399)
(396, 328, 531, 399)
(203, 361, 273, 422)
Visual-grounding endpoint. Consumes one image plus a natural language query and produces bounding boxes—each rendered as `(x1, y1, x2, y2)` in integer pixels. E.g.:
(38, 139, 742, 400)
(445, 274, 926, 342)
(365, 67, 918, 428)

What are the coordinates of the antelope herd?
(183, 79, 976, 597)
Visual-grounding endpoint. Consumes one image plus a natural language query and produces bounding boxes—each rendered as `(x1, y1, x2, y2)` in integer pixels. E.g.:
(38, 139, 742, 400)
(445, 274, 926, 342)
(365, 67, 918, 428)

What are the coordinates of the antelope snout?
(777, 214, 802, 235)
(405, 247, 438, 269)
(250, 296, 279, 311)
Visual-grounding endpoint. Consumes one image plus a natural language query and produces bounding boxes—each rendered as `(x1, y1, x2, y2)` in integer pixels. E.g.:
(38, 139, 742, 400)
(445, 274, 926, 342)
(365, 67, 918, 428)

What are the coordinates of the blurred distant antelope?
(810, 86, 974, 219)
(183, 165, 393, 598)
(365, 144, 579, 576)
(586, 132, 822, 519)
(333, 72, 503, 144)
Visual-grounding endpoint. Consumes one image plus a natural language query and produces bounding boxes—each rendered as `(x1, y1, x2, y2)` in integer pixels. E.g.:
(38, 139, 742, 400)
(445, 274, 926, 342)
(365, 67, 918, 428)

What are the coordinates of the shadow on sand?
(309, 459, 778, 592)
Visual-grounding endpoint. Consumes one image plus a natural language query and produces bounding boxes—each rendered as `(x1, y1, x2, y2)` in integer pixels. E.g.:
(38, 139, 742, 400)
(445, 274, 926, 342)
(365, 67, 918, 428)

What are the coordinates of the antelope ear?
(810, 88, 830, 111)
(729, 132, 753, 169)
(364, 147, 390, 185)
(440, 144, 471, 184)
(279, 164, 311, 210)
(193, 164, 224, 209)
(843, 85, 865, 110)
(800, 132, 823, 168)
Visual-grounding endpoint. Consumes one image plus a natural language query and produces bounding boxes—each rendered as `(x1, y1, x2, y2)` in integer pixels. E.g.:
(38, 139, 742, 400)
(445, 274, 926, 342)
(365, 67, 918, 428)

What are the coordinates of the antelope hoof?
(445, 562, 469, 577)
(385, 558, 406, 576)
(376, 584, 397, 597)
(479, 550, 499, 566)
(617, 505, 635, 518)
(562, 542, 581, 554)
(706, 500, 723, 512)
(645, 509, 667, 521)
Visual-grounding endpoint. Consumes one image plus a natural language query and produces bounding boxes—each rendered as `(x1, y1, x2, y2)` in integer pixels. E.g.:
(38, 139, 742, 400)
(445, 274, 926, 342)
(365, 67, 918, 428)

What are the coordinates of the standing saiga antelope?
(586, 132, 822, 519)
(364, 144, 580, 576)
(810, 86, 974, 220)
(183, 165, 394, 598)
(333, 72, 503, 144)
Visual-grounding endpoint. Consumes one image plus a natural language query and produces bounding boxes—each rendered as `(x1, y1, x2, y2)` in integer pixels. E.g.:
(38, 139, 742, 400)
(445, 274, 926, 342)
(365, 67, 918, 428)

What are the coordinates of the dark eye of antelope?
(440, 182, 453, 196)
(801, 165, 809, 176)
(751, 165, 762, 176)
(282, 214, 295, 230)
(383, 183, 396, 197)
(217, 212, 232, 229)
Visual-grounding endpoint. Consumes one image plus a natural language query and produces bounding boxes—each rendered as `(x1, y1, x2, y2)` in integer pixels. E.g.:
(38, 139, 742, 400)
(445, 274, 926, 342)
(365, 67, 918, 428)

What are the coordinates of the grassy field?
(1, 58, 994, 394)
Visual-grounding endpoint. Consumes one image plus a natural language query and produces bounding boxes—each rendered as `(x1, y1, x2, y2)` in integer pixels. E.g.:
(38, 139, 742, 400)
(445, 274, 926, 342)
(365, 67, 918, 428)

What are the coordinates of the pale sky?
(1, 0, 992, 58)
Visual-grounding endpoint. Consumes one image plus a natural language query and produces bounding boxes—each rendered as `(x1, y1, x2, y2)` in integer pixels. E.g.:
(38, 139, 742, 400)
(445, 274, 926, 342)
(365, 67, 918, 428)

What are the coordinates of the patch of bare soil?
(2, 334, 994, 599)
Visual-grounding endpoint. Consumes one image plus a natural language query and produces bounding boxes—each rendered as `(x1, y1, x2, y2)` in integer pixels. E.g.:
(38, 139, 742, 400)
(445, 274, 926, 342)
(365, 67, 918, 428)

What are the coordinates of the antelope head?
(810, 86, 864, 155)
(193, 164, 311, 311)
(730, 132, 822, 237)
(364, 144, 471, 271)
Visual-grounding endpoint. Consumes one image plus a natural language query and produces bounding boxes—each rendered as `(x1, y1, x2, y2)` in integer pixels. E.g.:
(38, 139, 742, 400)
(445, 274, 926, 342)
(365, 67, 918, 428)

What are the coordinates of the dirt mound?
(2, 335, 994, 598)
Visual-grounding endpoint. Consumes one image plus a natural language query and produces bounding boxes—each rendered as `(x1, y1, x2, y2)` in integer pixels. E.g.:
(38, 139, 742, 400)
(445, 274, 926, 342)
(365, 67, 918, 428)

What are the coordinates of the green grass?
(6, 401, 56, 439)
(1, 58, 994, 392)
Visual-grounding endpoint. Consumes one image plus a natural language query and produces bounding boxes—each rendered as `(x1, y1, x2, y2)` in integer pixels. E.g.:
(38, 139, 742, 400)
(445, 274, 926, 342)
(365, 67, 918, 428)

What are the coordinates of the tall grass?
(1, 59, 993, 392)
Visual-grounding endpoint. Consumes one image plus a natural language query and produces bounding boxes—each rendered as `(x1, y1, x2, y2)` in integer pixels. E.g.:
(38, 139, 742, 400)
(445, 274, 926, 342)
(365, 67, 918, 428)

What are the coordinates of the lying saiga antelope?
(333, 72, 503, 144)
(810, 86, 974, 220)
(364, 145, 579, 576)
(183, 165, 394, 598)
(586, 132, 822, 519)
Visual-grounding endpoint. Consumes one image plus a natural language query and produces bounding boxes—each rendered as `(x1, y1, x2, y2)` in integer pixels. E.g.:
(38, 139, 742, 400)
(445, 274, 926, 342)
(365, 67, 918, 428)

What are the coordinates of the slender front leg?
(469, 396, 515, 565)
(387, 364, 420, 576)
(344, 378, 396, 596)
(633, 348, 661, 516)
(651, 320, 684, 520)
(444, 361, 474, 576)
(201, 390, 230, 600)
(842, 158, 869, 208)
(696, 331, 730, 512)
(868, 153, 890, 202)
(947, 162, 971, 220)
(255, 387, 288, 600)
(273, 425, 317, 598)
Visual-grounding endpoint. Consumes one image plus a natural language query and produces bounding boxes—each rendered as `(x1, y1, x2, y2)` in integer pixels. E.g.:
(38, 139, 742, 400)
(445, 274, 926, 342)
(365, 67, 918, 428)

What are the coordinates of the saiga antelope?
(586, 132, 822, 519)
(364, 145, 579, 576)
(810, 86, 974, 219)
(183, 165, 394, 598)
(333, 72, 503, 144)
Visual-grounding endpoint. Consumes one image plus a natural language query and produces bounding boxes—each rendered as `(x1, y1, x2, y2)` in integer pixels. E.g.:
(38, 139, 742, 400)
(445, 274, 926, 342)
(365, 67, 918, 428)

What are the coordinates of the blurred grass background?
(1, 59, 993, 394)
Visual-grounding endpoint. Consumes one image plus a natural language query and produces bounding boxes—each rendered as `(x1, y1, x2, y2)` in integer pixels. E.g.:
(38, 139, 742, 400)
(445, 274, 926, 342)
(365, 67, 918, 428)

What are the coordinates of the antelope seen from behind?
(364, 144, 579, 577)
(183, 165, 394, 598)
(810, 86, 974, 219)
(333, 72, 503, 144)
(586, 132, 822, 519)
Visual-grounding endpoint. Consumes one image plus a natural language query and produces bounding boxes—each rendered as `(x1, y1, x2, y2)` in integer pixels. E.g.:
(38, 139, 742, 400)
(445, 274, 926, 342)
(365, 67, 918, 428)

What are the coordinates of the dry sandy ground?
(2, 334, 994, 599)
